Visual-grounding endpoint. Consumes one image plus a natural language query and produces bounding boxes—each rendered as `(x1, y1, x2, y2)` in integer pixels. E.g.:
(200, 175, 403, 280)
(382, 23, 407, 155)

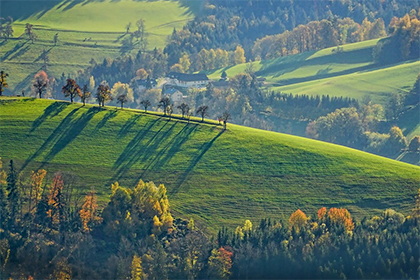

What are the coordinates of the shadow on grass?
(22, 107, 99, 171)
(91, 109, 117, 135)
(111, 117, 162, 180)
(139, 122, 198, 179)
(171, 129, 224, 194)
(41, 107, 98, 165)
(111, 119, 200, 183)
(2, 41, 29, 61)
(118, 113, 143, 138)
(114, 119, 178, 179)
(31, 101, 70, 132)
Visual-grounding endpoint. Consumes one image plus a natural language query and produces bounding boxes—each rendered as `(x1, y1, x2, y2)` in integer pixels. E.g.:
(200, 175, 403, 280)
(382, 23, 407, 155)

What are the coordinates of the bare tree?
(80, 85, 91, 106)
(158, 96, 171, 116)
(196, 105, 209, 122)
(40, 49, 50, 71)
(25, 23, 37, 43)
(140, 99, 151, 112)
(134, 18, 148, 52)
(125, 22, 132, 34)
(177, 103, 190, 118)
(117, 94, 128, 109)
(222, 111, 231, 130)
(53, 33, 59, 46)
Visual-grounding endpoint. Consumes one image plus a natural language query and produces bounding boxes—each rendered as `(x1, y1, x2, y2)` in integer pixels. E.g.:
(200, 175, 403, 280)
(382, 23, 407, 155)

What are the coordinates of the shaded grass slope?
(1, 98, 419, 231)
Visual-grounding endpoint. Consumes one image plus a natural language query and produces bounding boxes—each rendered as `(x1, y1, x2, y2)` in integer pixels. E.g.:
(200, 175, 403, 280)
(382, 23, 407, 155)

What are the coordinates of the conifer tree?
(6, 160, 19, 226)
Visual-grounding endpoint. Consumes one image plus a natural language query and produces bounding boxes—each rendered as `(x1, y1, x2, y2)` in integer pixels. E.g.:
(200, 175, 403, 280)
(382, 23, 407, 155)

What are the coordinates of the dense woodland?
(164, 0, 419, 64)
(0, 160, 419, 279)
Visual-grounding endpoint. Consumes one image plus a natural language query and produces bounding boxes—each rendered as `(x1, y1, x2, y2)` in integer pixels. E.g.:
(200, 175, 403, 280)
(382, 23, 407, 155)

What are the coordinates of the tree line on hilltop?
(0, 159, 419, 279)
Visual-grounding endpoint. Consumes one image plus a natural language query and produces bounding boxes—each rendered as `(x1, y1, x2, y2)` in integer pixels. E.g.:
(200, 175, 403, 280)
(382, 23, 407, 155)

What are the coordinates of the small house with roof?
(166, 72, 209, 88)
(134, 78, 157, 90)
(163, 87, 185, 103)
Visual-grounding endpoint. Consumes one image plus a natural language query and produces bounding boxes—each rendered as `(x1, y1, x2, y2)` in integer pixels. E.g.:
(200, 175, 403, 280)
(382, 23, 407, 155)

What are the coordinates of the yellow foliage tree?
(233, 45, 246, 65)
(289, 209, 308, 232)
(131, 254, 143, 280)
(79, 190, 102, 232)
(29, 169, 47, 213)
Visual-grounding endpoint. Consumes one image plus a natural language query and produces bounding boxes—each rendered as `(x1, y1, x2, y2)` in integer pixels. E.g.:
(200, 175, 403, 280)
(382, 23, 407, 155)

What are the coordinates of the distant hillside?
(0, 0, 195, 91)
(208, 39, 419, 105)
(1, 98, 419, 230)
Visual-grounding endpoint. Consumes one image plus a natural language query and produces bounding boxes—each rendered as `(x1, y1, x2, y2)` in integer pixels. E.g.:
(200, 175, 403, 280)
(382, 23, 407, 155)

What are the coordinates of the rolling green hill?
(207, 39, 419, 105)
(1, 98, 419, 231)
(0, 0, 195, 91)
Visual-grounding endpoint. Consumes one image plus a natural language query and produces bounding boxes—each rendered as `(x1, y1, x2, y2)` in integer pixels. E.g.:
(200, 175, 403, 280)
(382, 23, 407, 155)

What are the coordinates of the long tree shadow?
(171, 129, 224, 194)
(111, 118, 162, 180)
(139, 123, 198, 179)
(91, 109, 117, 135)
(21, 107, 81, 170)
(118, 114, 143, 138)
(41, 107, 99, 165)
(2, 41, 29, 61)
(31, 102, 70, 132)
(113, 120, 178, 180)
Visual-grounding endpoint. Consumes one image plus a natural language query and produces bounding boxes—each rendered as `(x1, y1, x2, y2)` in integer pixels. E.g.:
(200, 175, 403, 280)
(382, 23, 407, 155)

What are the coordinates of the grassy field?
(1, 98, 419, 231)
(0, 0, 195, 91)
(207, 39, 420, 105)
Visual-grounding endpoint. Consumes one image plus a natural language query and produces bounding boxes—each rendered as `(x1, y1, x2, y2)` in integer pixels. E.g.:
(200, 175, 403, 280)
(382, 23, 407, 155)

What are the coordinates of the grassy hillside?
(1, 98, 419, 231)
(207, 39, 419, 105)
(0, 0, 195, 91)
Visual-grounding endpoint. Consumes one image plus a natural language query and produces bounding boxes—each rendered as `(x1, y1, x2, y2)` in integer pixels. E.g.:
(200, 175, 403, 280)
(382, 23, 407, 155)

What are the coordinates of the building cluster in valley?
(134, 71, 228, 104)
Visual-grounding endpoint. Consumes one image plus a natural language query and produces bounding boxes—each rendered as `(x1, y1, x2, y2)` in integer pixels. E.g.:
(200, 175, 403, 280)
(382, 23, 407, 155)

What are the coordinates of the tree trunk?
(83, 99, 86, 106)
(121, 102, 123, 109)
(70, 95, 73, 103)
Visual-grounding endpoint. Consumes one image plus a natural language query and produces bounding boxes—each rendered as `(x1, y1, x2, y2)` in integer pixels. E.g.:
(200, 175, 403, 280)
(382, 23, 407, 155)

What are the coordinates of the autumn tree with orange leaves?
(208, 247, 233, 279)
(62, 78, 81, 103)
(328, 207, 354, 231)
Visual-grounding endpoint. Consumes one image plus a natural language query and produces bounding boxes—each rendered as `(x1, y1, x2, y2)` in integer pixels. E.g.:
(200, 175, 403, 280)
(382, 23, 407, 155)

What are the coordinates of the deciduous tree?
(62, 78, 81, 103)
(29, 169, 46, 214)
(158, 97, 171, 116)
(79, 190, 101, 232)
(196, 105, 208, 122)
(80, 84, 91, 106)
(221, 111, 231, 130)
(408, 136, 420, 152)
(32, 71, 49, 98)
(140, 99, 151, 112)
(289, 209, 308, 232)
(117, 94, 128, 109)
(131, 254, 143, 280)
(177, 103, 190, 118)
(96, 84, 112, 107)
